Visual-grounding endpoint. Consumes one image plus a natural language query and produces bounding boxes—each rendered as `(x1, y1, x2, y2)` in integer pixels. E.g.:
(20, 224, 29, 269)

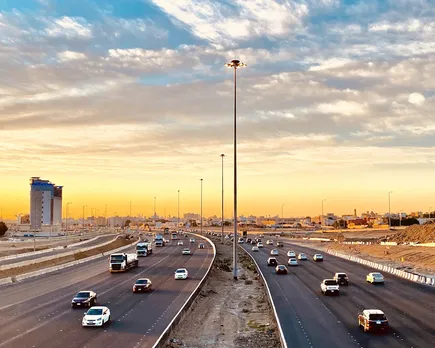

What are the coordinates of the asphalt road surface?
(0, 235, 213, 348)
(241, 237, 435, 348)
(0, 234, 118, 267)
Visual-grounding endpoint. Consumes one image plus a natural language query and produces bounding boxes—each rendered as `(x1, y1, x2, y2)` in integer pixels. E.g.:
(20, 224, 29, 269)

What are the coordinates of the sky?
(1, 0, 435, 220)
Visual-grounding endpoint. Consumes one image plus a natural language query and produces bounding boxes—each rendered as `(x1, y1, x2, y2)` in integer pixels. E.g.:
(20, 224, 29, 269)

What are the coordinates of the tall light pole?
(281, 204, 285, 219)
(177, 190, 180, 230)
(105, 204, 107, 227)
(154, 197, 156, 218)
(66, 202, 72, 246)
(388, 191, 392, 229)
(225, 59, 246, 281)
(321, 199, 326, 231)
(129, 201, 132, 217)
(200, 179, 203, 235)
(429, 207, 432, 220)
(221, 153, 225, 244)
(82, 205, 87, 230)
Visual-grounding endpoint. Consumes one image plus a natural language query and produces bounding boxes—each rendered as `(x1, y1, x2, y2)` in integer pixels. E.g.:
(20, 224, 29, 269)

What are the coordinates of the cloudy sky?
(1, 0, 435, 219)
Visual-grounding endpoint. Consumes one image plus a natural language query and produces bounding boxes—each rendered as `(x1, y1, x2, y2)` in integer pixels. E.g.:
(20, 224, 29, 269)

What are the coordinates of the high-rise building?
(29, 177, 63, 229)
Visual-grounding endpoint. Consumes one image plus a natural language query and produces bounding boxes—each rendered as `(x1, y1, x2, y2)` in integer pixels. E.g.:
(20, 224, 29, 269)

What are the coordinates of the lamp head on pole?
(221, 153, 225, 157)
(225, 59, 247, 69)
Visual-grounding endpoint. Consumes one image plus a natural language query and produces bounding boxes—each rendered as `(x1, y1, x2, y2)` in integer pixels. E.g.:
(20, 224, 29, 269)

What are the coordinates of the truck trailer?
(109, 253, 138, 272)
(136, 242, 153, 257)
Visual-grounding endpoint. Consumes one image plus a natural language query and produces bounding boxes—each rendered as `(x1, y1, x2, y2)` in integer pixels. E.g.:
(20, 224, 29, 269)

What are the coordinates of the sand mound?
(388, 224, 435, 243)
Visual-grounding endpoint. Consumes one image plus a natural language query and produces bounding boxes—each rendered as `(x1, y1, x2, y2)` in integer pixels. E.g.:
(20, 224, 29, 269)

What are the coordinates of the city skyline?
(1, 1, 435, 218)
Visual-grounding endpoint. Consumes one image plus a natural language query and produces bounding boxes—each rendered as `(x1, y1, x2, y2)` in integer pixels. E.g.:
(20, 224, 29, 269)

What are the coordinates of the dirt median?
(0, 236, 136, 280)
(163, 236, 281, 348)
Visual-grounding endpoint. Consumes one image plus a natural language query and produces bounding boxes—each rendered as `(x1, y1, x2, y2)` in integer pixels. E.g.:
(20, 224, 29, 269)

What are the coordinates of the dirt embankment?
(386, 224, 435, 243)
(163, 237, 281, 348)
(0, 236, 135, 279)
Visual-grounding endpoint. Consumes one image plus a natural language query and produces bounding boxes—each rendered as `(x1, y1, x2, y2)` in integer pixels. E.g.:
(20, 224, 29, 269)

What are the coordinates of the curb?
(152, 233, 216, 348)
(239, 245, 288, 348)
(0, 239, 138, 286)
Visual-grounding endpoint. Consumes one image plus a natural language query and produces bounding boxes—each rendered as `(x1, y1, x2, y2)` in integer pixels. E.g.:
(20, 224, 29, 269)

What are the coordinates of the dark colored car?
(251, 240, 256, 245)
(334, 273, 349, 285)
(276, 241, 284, 247)
(71, 291, 97, 308)
(275, 265, 288, 274)
(133, 278, 152, 293)
(267, 258, 278, 266)
(246, 238, 252, 243)
(198, 243, 205, 249)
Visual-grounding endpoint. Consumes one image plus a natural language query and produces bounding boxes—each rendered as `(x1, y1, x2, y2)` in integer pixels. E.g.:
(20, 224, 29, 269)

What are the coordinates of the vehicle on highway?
(276, 241, 284, 247)
(109, 253, 138, 272)
(358, 309, 389, 333)
(175, 268, 188, 279)
(171, 232, 178, 240)
(164, 238, 170, 243)
(177, 240, 184, 246)
(251, 240, 256, 245)
(297, 253, 307, 260)
(266, 240, 274, 245)
(132, 278, 152, 293)
(198, 243, 205, 249)
(155, 234, 165, 247)
(287, 251, 296, 257)
(189, 238, 196, 243)
(366, 272, 384, 284)
(238, 238, 244, 244)
(275, 265, 288, 274)
(82, 306, 111, 327)
(267, 257, 278, 266)
(257, 242, 264, 248)
(252, 246, 259, 252)
(136, 242, 153, 257)
(182, 248, 191, 255)
(313, 254, 324, 262)
(270, 249, 279, 256)
(334, 272, 349, 285)
(288, 258, 298, 266)
(321, 279, 340, 295)
(246, 238, 252, 243)
(71, 291, 97, 308)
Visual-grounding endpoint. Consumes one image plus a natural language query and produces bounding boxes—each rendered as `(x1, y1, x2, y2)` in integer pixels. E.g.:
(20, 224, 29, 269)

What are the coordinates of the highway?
(0, 234, 117, 266)
(241, 236, 435, 348)
(0, 234, 213, 348)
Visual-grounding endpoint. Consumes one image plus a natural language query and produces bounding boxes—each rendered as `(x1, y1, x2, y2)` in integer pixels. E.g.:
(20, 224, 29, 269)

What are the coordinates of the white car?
(182, 248, 191, 255)
(257, 242, 264, 248)
(82, 306, 111, 327)
(321, 279, 340, 295)
(238, 238, 244, 244)
(287, 251, 296, 258)
(189, 238, 195, 243)
(164, 238, 170, 243)
(270, 249, 279, 256)
(175, 268, 188, 279)
(313, 254, 324, 262)
(297, 253, 307, 260)
(288, 258, 298, 266)
(366, 272, 384, 284)
(266, 240, 274, 245)
(252, 246, 259, 252)
(177, 240, 184, 246)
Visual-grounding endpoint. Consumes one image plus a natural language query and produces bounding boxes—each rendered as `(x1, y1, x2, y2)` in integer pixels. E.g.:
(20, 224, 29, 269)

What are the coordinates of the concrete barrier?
(0, 239, 138, 286)
(0, 236, 118, 271)
(239, 246, 288, 348)
(152, 233, 216, 348)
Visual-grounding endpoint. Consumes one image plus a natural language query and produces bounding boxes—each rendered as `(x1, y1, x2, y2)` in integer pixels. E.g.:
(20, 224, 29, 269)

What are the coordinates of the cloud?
(408, 92, 425, 105)
(57, 50, 86, 62)
(44, 16, 92, 38)
(318, 101, 367, 117)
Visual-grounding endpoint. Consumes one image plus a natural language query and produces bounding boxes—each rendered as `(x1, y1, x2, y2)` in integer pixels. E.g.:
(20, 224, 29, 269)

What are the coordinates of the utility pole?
(129, 201, 132, 217)
(200, 179, 203, 235)
(221, 153, 225, 244)
(281, 204, 285, 219)
(388, 191, 392, 229)
(321, 199, 326, 231)
(177, 190, 180, 230)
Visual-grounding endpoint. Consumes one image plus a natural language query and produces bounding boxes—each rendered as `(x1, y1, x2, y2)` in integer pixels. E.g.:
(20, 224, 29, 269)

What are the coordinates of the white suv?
(321, 279, 340, 295)
(174, 268, 188, 279)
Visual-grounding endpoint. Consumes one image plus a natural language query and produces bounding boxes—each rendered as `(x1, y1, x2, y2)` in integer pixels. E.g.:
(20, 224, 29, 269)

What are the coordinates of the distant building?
(184, 213, 200, 220)
(29, 177, 63, 229)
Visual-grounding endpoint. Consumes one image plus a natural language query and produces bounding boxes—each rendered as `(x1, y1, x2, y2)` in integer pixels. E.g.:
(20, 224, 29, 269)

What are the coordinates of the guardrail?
(0, 233, 117, 262)
(0, 239, 138, 286)
(239, 245, 288, 348)
(0, 236, 118, 271)
(326, 249, 435, 287)
(152, 233, 216, 348)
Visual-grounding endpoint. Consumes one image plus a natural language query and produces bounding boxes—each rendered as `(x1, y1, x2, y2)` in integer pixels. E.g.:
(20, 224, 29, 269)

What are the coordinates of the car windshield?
(76, 292, 90, 298)
(325, 280, 337, 285)
(373, 273, 383, 277)
(86, 309, 102, 316)
(176, 270, 186, 273)
(136, 279, 148, 284)
(369, 314, 386, 320)
(337, 274, 347, 278)
(278, 266, 285, 269)
(290, 259, 296, 262)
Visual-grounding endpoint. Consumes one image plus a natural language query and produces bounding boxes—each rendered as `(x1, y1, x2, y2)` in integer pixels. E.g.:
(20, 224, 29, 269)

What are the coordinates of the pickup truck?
(333, 272, 349, 285)
(320, 279, 340, 295)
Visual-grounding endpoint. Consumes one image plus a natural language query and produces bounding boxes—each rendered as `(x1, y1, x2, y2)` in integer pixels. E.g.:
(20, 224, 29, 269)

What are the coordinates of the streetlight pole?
(82, 205, 87, 231)
(226, 59, 246, 281)
(281, 204, 285, 219)
(221, 153, 225, 244)
(66, 202, 72, 246)
(429, 207, 432, 220)
(388, 191, 392, 229)
(321, 199, 326, 231)
(130, 201, 132, 217)
(200, 179, 203, 235)
(154, 197, 156, 218)
(177, 190, 180, 230)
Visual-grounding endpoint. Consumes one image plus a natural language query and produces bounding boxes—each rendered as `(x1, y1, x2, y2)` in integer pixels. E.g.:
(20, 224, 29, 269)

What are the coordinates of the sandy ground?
(163, 237, 281, 348)
(0, 236, 136, 279)
(290, 240, 435, 276)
